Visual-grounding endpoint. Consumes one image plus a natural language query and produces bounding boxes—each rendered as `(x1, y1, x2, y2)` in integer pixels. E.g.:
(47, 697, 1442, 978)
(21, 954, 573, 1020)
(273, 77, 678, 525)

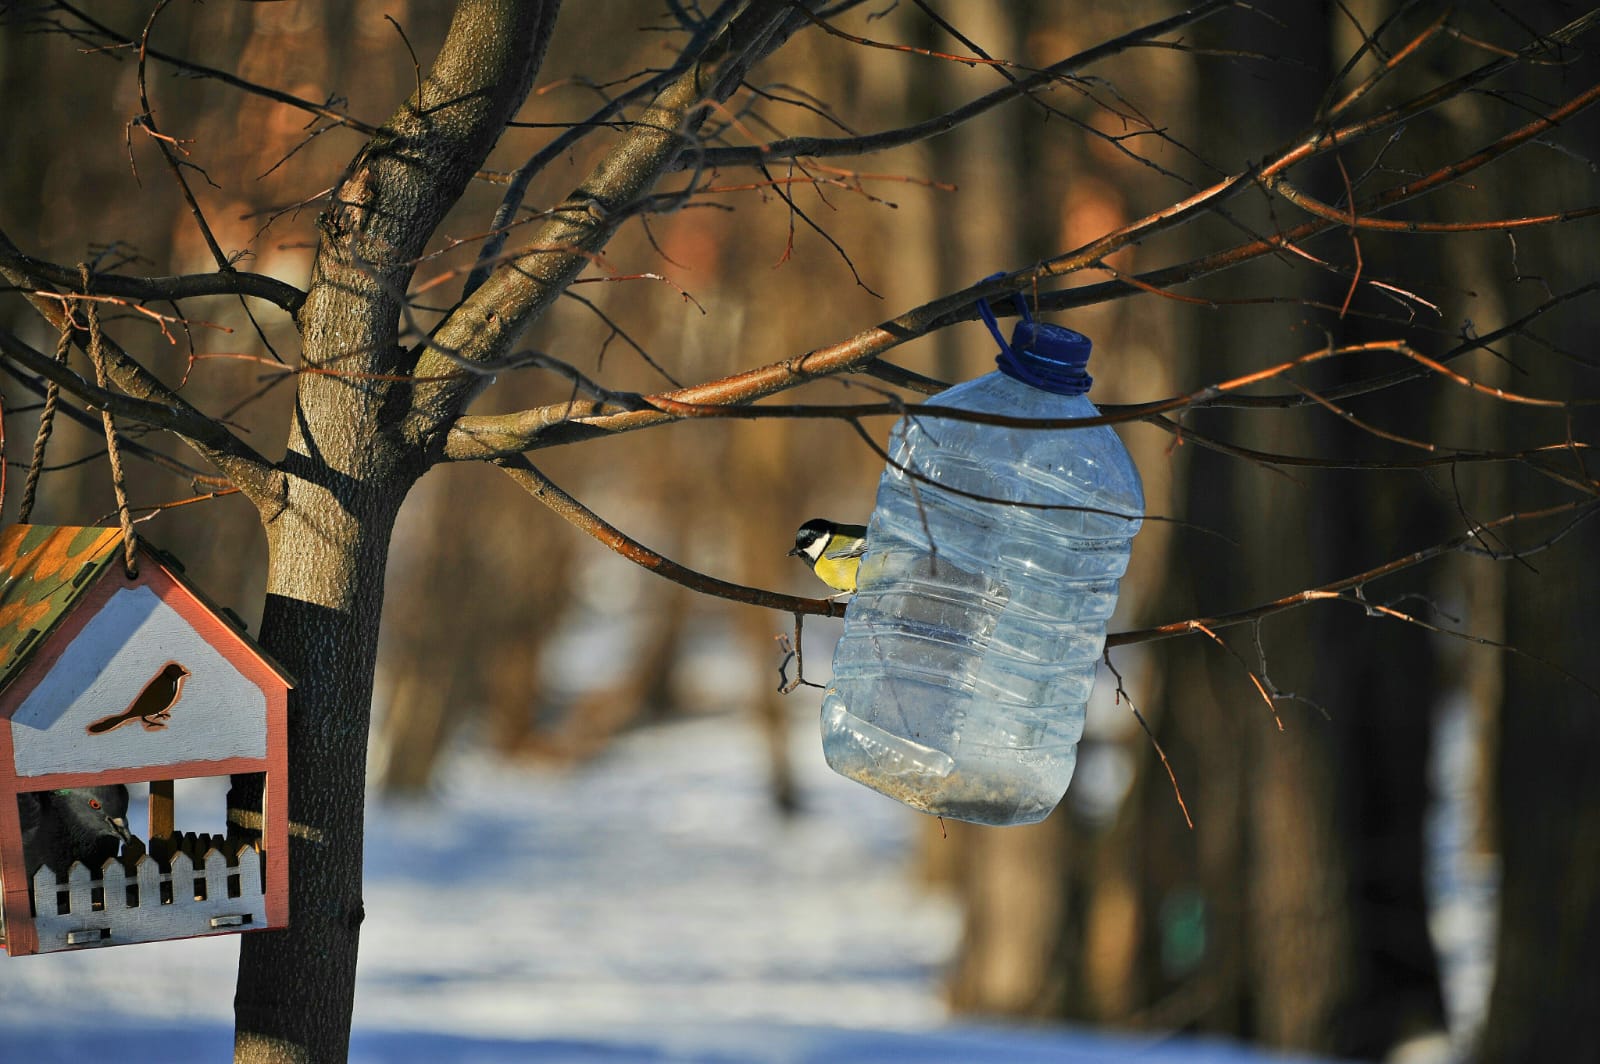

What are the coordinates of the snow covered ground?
(0, 710, 1348, 1063)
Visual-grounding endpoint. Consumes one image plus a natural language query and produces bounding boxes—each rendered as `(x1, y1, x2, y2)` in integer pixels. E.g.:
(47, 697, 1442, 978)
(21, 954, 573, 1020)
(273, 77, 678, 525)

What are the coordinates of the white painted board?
(10, 586, 267, 777)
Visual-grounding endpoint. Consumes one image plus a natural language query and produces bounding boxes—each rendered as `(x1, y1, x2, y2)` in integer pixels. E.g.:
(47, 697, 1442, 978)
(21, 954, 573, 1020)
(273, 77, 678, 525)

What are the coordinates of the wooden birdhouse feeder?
(0, 525, 292, 955)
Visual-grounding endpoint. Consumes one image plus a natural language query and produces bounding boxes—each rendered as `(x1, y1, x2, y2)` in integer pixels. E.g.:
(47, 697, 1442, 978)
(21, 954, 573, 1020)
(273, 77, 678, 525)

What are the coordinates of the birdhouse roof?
(0, 525, 291, 699)
(0, 525, 125, 695)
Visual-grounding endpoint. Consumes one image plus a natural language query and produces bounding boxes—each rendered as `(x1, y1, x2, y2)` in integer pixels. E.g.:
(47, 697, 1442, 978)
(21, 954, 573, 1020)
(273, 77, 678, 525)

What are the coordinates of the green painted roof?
(0, 525, 124, 694)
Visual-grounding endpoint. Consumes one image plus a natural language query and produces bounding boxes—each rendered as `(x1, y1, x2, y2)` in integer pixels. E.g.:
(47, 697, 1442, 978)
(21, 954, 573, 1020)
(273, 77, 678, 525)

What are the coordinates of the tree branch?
(464, 0, 754, 296)
(0, 229, 283, 509)
(1028, 11, 1600, 289)
(0, 356, 228, 485)
(1107, 501, 1600, 647)
(2, 252, 306, 315)
(0, 324, 271, 476)
(438, 12, 1600, 459)
(496, 454, 845, 618)
(46, 0, 383, 136)
(443, 316, 905, 458)
(674, 0, 1237, 169)
(294, 0, 563, 390)
(408, 0, 823, 452)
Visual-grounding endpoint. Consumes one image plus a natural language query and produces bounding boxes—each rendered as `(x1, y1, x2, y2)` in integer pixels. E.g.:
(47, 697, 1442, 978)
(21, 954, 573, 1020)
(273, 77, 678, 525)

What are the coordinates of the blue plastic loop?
(975, 276, 1093, 396)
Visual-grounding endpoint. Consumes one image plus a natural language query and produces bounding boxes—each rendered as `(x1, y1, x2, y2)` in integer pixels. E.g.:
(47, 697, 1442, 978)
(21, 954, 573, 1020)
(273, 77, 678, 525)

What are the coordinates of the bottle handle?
(974, 271, 1035, 360)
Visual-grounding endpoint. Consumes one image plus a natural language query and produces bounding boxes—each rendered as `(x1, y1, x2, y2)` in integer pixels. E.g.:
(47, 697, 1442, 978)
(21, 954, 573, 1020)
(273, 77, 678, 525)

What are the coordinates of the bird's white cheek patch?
(9, 586, 267, 777)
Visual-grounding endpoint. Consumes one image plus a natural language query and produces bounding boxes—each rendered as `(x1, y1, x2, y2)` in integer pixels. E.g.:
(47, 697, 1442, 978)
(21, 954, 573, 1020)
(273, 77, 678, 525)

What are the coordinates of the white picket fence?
(29, 843, 266, 952)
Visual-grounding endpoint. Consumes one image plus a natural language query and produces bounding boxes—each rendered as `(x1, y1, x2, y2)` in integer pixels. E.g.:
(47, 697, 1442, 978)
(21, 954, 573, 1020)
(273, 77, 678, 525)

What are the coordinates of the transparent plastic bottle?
(820, 317, 1143, 826)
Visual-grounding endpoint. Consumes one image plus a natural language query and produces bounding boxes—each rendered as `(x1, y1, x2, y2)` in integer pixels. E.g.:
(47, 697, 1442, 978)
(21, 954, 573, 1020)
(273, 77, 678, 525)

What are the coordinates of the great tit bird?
(790, 518, 869, 594)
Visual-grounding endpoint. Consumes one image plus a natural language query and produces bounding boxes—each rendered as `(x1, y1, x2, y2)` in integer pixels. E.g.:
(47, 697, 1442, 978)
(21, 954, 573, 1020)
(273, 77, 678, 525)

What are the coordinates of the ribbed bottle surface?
(820, 369, 1143, 826)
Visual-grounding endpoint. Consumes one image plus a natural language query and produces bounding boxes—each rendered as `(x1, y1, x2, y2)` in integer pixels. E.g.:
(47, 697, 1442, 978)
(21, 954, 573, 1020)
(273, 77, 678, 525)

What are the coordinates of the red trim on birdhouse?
(0, 716, 31, 954)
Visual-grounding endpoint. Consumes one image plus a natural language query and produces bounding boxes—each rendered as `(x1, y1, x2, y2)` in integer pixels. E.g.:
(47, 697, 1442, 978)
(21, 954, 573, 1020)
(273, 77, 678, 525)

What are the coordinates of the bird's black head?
(165, 663, 192, 678)
(790, 518, 834, 557)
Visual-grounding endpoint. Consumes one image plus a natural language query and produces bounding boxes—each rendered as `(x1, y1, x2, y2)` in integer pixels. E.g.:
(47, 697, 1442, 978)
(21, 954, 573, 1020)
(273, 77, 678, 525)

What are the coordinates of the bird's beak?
(109, 817, 133, 842)
(787, 547, 804, 557)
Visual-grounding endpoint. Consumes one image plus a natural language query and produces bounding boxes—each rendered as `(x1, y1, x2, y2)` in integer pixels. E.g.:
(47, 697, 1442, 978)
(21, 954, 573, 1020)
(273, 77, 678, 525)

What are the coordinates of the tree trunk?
(222, 3, 560, 1056)
(1106, 4, 1448, 1054)
(222, 356, 421, 1059)
(945, 817, 1071, 1015)
(1476, 121, 1600, 1058)
(1479, 527, 1600, 1060)
(232, 481, 409, 1063)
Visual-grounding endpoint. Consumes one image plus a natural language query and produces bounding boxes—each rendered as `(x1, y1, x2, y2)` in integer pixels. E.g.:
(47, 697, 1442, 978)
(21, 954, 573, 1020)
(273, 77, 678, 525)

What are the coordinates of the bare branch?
(46, 0, 382, 136)
(0, 325, 255, 458)
(134, 2, 232, 273)
(410, 0, 825, 445)
(0, 228, 283, 509)
(1104, 651, 1195, 829)
(676, 0, 1237, 168)
(497, 455, 846, 618)
(436, 12, 1600, 459)
(290, 0, 563, 412)
(464, 0, 753, 296)
(1, 254, 305, 315)
(1106, 501, 1600, 647)
(1143, 416, 1598, 492)
(1025, 38, 1600, 308)
(442, 322, 1572, 460)
(0, 357, 224, 485)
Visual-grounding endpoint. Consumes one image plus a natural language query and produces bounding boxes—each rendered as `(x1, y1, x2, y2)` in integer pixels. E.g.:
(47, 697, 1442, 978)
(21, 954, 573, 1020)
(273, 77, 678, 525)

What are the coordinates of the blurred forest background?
(2, 1, 1598, 1061)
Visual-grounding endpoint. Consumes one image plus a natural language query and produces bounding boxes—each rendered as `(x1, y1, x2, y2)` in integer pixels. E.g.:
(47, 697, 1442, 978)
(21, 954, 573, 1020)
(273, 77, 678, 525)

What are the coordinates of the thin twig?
(1104, 651, 1194, 830)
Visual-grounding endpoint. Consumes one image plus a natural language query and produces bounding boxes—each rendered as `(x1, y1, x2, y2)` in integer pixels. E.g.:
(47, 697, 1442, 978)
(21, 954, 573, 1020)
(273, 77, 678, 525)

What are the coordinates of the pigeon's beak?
(109, 817, 133, 842)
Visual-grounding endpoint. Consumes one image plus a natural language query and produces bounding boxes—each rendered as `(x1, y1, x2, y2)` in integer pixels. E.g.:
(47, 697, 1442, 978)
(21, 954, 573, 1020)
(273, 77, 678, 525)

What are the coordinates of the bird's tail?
(85, 713, 132, 735)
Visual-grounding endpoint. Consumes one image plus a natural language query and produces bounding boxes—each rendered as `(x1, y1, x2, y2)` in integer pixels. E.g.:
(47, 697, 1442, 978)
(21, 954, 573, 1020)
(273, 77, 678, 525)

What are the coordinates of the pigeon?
(86, 662, 190, 734)
(20, 786, 134, 878)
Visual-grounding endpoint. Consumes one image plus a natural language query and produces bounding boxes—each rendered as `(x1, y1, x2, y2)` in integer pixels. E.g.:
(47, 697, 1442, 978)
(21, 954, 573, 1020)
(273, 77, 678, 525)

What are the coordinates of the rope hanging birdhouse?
(0, 525, 293, 955)
(0, 280, 291, 953)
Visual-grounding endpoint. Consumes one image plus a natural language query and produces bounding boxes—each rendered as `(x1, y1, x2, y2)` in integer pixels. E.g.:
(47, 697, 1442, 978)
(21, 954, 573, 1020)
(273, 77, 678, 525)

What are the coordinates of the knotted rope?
(19, 267, 139, 575)
(79, 265, 138, 577)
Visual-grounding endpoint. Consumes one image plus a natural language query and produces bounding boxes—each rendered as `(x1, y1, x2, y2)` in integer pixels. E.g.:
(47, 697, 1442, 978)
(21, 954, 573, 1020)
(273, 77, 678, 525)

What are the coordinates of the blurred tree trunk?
(1133, 4, 1446, 1055)
(1478, 514, 1600, 1059)
(1477, 58, 1600, 1051)
(376, 466, 579, 793)
(945, 817, 1073, 1013)
(1481, 518, 1600, 1060)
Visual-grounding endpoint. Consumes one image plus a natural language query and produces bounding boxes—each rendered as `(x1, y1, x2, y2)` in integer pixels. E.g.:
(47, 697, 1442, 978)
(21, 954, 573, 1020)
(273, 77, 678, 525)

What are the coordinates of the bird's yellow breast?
(812, 554, 861, 593)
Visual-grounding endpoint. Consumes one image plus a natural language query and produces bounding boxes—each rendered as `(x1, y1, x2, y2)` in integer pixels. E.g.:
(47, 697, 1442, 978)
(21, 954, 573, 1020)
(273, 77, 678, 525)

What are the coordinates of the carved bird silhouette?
(86, 662, 191, 735)
(19, 785, 133, 877)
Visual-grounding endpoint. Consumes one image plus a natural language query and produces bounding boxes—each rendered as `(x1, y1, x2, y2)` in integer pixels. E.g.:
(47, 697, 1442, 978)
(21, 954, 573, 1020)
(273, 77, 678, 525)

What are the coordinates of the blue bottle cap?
(975, 280, 1094, 396)
(999, 321, 1093, 396)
